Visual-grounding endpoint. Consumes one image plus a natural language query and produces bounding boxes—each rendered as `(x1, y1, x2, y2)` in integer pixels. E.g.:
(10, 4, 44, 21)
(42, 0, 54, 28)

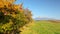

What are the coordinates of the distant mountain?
(34, 17, 55, 20)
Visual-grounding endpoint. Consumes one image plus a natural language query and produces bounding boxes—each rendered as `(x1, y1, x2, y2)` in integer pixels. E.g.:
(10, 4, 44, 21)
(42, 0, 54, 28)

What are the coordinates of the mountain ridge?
(34, 17, 57, 20)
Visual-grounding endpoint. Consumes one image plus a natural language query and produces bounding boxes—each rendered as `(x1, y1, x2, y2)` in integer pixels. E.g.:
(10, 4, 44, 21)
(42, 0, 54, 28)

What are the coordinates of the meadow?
(21, 20, 60, 34)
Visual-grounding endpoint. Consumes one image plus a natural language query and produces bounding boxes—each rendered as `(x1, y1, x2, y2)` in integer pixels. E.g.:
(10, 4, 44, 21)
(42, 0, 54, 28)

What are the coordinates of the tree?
(24, 8, 32, 22)
(0, 0, 32, 34)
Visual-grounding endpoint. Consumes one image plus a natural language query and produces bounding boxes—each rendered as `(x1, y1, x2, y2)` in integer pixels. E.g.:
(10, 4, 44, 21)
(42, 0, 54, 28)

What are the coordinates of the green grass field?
(21, 20, 60, 34)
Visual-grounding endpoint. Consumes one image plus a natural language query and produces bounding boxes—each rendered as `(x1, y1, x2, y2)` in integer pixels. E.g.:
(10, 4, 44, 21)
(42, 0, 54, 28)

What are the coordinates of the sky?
(15, 0, 60, 20)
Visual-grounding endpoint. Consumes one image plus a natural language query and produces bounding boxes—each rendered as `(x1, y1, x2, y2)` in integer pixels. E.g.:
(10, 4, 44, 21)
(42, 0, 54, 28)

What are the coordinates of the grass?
(21, 20, 60, 34)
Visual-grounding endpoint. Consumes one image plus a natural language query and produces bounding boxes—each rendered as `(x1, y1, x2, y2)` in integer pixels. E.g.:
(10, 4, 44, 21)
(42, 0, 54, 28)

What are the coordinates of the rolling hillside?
(21, 20, 60, 34)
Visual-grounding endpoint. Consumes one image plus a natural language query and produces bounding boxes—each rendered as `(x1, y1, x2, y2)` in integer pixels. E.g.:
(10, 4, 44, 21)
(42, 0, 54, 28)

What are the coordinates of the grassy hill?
(21, 20, 60, 34)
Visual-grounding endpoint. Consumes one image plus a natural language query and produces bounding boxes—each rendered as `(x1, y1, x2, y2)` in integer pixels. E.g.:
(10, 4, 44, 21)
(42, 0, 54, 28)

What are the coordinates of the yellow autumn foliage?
(0, 0, 32, 34)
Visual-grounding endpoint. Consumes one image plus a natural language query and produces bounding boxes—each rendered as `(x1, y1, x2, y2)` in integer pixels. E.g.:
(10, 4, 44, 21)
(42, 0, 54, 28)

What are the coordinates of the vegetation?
(0, 0, 32, 34)
(0, 0, 60, 34)
(21, 20, 60, 34)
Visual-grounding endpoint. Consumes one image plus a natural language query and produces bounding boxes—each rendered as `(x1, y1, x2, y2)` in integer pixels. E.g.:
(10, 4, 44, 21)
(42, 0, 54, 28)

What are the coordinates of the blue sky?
(15, 0, 60, 19)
